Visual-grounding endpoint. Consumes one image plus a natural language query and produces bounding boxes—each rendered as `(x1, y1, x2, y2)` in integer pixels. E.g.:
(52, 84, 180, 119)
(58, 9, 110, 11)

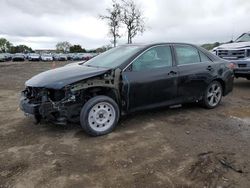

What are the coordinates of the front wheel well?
(84, 87, 120, 104)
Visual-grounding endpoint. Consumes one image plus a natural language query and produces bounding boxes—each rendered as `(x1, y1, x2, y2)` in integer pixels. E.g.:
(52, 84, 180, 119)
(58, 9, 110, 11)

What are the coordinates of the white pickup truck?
(212, 32, 250, 80)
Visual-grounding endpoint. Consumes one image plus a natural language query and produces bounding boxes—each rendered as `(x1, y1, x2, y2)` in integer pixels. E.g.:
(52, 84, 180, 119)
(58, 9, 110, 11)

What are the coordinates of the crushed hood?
(217, 41, 250, 50)
(25, 65, 110, 89)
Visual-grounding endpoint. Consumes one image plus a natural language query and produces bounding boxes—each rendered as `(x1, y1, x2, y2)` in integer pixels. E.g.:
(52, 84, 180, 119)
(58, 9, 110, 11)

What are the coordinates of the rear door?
(122, 45, 178, 112)
(173, 44, 217, 101)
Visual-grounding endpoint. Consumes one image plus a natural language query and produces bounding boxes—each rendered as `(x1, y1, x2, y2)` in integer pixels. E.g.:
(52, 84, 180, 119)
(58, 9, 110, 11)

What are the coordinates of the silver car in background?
(28, 53, 40, 61)
(12, 53, 25, 61)
(41, 54, 53, 61)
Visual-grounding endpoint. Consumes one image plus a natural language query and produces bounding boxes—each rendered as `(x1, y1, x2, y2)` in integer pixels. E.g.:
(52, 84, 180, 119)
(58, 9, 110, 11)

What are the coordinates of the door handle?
(207, 66, 214, 71)
(168, 70, 177, 76)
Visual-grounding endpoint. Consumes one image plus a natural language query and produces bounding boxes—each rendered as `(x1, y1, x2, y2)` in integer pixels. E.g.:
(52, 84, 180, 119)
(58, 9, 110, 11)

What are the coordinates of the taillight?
(227, 62, 237, 70)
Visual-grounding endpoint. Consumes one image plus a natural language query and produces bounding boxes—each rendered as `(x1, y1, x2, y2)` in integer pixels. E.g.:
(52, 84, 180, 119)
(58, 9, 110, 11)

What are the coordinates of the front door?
(122, 45, 178, 112)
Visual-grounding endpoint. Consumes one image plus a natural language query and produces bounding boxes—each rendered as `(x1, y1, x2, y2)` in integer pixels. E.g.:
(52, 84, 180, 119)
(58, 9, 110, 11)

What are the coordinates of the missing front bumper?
(19, 96, 67, 125)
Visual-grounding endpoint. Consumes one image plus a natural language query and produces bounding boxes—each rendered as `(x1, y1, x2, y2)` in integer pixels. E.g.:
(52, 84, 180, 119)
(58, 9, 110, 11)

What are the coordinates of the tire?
(202, 81, 223, 109)
(80, 95, 120, 136)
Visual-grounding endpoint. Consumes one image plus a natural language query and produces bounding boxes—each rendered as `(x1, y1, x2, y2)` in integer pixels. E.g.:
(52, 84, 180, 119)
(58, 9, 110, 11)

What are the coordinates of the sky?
(0, 0, 249, 50)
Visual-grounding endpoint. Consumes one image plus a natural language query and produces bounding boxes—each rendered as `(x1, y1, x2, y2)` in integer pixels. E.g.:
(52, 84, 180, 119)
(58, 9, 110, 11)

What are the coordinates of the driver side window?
(132, 46, 173, 71)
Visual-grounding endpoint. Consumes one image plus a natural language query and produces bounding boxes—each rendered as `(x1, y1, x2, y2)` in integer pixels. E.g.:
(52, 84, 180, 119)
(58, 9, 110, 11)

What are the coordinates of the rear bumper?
(223, 72, 234, 96)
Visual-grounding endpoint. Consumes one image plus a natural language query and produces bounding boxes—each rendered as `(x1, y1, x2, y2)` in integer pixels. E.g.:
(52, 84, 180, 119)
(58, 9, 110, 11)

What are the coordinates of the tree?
(56, 41, 71, 53)
(69, 45, 86, 53)
(121, 0, 145, 44)
(0, 38, 12, 52)
(9, 45, 33, 53)
(96, 45, 113, 53)
(201, 42, 221, 51)
(100, 0, 122, 47)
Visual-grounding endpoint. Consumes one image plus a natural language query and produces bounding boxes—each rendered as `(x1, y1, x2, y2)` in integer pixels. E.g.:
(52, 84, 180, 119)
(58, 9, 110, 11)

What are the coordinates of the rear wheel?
(80, 95, 120, 136)
(202, 81, 222, 109)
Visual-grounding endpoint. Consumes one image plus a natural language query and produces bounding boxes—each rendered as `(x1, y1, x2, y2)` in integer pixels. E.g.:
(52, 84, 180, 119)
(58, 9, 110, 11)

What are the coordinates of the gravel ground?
(0, 61, 250, 188)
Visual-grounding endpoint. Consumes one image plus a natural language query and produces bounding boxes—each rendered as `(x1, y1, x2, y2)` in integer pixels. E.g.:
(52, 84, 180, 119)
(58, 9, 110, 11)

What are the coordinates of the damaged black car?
(20, 43, 234, 136)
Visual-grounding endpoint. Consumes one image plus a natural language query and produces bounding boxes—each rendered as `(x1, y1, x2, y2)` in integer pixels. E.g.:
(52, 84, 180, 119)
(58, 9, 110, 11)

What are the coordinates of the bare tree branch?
(100, 0, 122, 47)
(121, 0, 145, 44)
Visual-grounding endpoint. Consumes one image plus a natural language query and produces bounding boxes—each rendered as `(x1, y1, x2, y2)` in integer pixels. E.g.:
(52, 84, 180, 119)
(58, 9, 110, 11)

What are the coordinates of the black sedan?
(20, 43, 234, 136)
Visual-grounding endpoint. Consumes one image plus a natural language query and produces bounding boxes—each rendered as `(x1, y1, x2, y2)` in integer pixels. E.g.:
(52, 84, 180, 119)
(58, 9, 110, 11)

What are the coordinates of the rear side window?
(175, 45, 200, 65)
(199, 51, 212, 62)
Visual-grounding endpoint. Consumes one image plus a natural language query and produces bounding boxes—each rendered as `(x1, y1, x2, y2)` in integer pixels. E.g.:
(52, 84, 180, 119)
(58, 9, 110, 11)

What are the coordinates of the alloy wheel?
(207, 83, 222, 107)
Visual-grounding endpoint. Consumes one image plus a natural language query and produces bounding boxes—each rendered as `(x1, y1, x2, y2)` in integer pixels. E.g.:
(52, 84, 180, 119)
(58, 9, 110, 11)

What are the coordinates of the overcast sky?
(0, 0, 249, 49)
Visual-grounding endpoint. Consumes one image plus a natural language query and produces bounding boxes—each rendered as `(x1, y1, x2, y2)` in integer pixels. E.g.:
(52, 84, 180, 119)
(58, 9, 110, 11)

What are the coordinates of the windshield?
(84, 45, 143, 68)
(235, 33, 250, 42)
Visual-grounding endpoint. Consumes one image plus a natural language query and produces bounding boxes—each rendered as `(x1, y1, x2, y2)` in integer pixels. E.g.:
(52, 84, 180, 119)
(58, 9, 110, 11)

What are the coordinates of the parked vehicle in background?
(24, 54, 29, 60)
(0, 54, 5, 62)
(66, 53, 74, 60)
(52, 54, 59, 61)
(20, 43, 234, 136)
(28, 53, 40, 61)
(57, 54, 67, 61)
(72, 53, 97, 61)
(72, 53, 82, 61)
(12, 53, 25, 61)
(76, 53, 85, 60)
(41, 54, 53, 61)
(53, 53, 67, 61)
(83, 53, 96, 60)
(212, 32, 250, 80)
(0, 53, 12, 62)
(4, 53, 12, 61)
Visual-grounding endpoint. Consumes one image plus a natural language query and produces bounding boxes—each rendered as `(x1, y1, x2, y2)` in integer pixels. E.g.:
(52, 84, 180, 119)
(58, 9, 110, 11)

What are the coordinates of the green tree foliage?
(9, 45, 33, 53)
(0, 38, 12, 52)
(201, 42, 221, 50)
(89, 45, 112, 53)
(69, 45, 86, 53)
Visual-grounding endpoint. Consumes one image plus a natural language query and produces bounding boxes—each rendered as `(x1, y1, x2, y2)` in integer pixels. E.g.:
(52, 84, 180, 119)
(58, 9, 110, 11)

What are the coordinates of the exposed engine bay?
(20, 69, 121, 124)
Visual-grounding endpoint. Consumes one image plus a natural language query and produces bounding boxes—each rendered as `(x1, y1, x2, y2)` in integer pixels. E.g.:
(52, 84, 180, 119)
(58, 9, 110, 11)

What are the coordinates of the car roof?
(117, 42, 221, 70)
(119, 42, 200, 48)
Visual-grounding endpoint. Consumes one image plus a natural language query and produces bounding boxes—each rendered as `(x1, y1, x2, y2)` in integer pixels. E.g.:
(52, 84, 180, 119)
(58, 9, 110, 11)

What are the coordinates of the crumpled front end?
(19, 68, 122, 125)
(19, 86, 81, 124)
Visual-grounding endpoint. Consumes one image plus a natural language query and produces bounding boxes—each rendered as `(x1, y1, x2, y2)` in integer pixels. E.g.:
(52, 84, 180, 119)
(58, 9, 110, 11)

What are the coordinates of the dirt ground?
(0, 61, 250, 188)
